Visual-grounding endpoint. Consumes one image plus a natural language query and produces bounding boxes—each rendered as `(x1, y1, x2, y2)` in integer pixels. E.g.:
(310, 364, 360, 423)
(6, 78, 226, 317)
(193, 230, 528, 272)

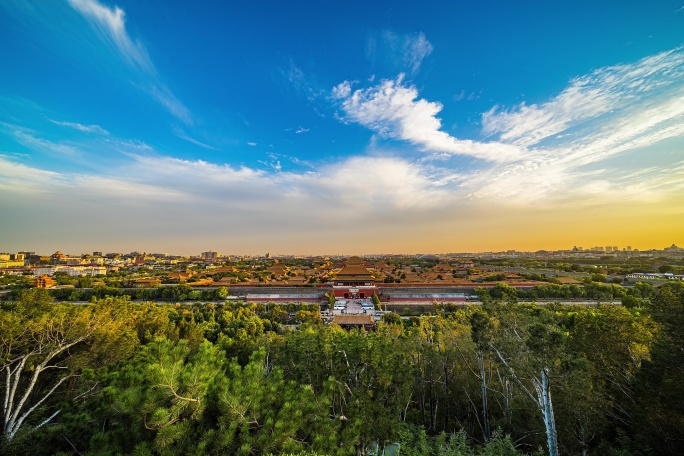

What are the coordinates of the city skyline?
(1, 1, 684, 254)
(3, 242, 682, 259)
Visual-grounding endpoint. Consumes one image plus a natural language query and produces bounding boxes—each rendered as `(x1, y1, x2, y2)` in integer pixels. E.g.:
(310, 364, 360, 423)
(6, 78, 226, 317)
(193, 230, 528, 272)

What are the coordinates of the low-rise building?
(331, 314, 376, 331)
(32, 265, 107, 277)
(33, 275, 56, 288)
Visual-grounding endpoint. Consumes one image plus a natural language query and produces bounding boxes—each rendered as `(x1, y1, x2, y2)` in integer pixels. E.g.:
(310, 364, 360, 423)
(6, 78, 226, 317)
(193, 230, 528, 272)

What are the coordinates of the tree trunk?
(478, 352, 491, 442)
(539, 367, 559, 456)
(443, 354, 450, 431)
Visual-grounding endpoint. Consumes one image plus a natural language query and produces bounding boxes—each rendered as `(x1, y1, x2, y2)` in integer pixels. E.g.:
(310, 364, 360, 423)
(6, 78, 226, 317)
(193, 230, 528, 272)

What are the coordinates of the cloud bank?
(333, 75, 524, 162)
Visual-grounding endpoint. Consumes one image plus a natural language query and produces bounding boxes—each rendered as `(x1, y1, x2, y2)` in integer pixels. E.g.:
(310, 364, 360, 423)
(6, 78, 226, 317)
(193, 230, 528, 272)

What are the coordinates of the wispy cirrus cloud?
(67, 0, 152, 72)
(400, 32, 433, 75)
(67, 0, 192, 124)
(481, 46, 684, 148)
(468, 46, 684, 203)
(173, 126, 219, 151)
(282, 59, 325, 103)
(332, 75, 524, 162)
(366, 30, 433, 75)
(49, 119, 109, 135)
(148, 83, 193, 125)
(2, 122, 80, 157)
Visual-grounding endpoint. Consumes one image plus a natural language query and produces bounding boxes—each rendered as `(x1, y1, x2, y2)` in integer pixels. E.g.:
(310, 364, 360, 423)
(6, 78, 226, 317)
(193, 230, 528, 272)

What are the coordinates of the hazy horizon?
(5, 241, 681, 259)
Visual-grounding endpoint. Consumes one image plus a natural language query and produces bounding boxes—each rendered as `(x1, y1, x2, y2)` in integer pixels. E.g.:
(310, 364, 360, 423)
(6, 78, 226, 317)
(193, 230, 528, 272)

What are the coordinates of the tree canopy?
(2, 285, 682, 455)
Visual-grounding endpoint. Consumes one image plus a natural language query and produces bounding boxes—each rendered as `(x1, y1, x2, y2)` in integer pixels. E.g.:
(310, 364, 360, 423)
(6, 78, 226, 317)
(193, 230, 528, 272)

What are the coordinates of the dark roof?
(390, 293, 466, 299)
(336, 264, 374, 280)
(332, 315, 375, 326)
(347, 256, 364, 265)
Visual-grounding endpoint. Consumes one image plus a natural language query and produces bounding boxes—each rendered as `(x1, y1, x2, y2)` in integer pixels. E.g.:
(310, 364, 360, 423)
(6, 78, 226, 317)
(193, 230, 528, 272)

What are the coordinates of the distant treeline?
(1, 281, 658, 308)
(476, 281, 655, 305)
(1, 284, 230, 302)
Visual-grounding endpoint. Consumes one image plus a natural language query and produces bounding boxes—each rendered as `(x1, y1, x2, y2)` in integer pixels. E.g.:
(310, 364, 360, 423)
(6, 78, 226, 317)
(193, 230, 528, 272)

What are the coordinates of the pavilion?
(331, 256, 377, 299)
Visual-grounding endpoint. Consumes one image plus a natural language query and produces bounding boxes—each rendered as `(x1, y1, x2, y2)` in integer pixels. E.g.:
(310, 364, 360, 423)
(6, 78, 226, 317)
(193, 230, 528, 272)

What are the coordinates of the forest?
(1, 282, 683, 455)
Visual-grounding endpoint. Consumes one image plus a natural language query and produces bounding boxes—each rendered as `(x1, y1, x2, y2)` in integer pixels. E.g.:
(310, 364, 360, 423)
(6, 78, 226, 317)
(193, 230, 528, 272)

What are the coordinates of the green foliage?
(483, 273, 507, 282)
(372, 292, 381, 309)
(398, 423, 528, 455)
(3, 289, 678, 455)
(632, 282, 684, 455)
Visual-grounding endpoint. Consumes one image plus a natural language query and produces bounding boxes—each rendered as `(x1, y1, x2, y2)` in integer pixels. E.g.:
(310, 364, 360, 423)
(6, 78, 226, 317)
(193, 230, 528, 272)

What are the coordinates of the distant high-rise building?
(605, 246, 612, 252)
(627, 246, 632, 251)
(613, 246, 618, 251)
(93, 251, 103, 257)
(201, 251, 219, 259)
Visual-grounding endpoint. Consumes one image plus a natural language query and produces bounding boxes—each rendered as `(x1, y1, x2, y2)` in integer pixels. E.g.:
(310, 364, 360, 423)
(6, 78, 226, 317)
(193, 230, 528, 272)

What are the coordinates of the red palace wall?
(390, 297, 467, 303)
(332, 286, 378, 299)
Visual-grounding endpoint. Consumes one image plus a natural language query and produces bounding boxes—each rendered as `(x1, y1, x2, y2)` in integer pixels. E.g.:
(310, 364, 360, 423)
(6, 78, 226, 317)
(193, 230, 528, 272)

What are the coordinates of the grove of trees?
(1, 282, 683, 455)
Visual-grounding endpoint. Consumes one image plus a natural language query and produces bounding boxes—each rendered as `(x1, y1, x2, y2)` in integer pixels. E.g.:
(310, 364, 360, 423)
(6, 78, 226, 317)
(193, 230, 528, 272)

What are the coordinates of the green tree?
(488, 306, 566, 456)
(372, 292, 381, 310)
(216, 286, 229, 300)
(470, 310, 495, 442)
(633, 282, 684, 454)
(1, 292, 137, 447)
(657, 264, 673, 274)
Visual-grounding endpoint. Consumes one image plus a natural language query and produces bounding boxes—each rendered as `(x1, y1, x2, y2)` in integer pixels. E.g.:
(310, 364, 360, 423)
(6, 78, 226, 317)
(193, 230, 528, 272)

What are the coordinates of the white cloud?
(0, 154, 69, 192)
(333, 75, 524, 162)
(49, 119, 109, 135)
(295, 127, 309, 134)
(401, 32, 433, 75)
(332, 45, 684, 206)
(310, 156, 447, 210)
(3, 37, 684, 252)
(482, 46, 684, 147)
(67, 0, 152, 72)
(0, 146, 447, 217)
(465, 46, 684, 204)
(4, 123, 80, 157)
(68, 0, 192, 124)
(332, 81, 352, 100)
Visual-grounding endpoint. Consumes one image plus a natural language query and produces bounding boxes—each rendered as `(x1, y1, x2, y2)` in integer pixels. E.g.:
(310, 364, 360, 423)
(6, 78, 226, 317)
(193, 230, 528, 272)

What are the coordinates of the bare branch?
(8, 375, 72, 440)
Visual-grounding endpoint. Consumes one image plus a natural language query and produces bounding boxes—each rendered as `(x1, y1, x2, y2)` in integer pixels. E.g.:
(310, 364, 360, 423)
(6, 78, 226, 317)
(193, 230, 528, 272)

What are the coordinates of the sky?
(1, 0, 684, 256)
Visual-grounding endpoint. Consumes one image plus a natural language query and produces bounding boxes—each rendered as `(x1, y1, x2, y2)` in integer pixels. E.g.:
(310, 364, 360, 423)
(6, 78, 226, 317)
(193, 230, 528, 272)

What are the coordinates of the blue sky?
(1, 0, 683, 255)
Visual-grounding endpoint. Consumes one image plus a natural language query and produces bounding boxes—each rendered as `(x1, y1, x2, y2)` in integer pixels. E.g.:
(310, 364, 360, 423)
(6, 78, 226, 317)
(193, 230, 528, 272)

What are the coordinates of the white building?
(32, 265, 107, 277)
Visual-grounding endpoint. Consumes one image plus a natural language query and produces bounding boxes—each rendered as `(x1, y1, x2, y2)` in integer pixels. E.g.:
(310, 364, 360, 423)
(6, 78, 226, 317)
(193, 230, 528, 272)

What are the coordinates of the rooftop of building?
(331, 315, 375, 326)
